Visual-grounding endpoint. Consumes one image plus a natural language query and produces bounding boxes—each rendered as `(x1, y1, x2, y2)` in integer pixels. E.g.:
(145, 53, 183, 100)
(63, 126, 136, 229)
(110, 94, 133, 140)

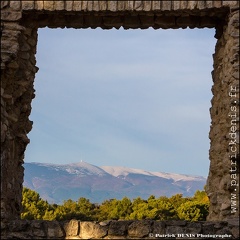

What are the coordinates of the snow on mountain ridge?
(28, 161, 206, 181)
(30, 161, 107, 176)
(101, 165, 205, 182)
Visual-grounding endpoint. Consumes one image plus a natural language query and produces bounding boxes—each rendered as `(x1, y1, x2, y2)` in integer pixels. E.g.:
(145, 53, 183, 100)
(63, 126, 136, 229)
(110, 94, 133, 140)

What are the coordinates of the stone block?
(108, 220, 130, 236)
(231, 226, 240, 238)
(180, 1, 188, 9)
(161, 1, 172, 11)
(227, 217, 239, 227)
(80, 222, 108, 239)
(3, 22, 25, 31)
(92, 1, 100, 11)
(19, 52, 30, 60)
(8, 220, 30, 232)
(213, 1, 222, 8)
(31, 220, 43, 229)
(10, 1, 21, 10)
(117, 1, 125, 11)
(64, 220, 79, 236)
(128, 220, 152, 238)
(47, 221, 65, 238)
(166, 226, 185, 234)
(134, 1, 143, 11)
(143, 1, 152, 11)
(186, 222, 202, 234)
(73, 1, 82, 11)
(20, 42, 31, 52)
(222, 1, 239, 7)
(152, 221, 166, 234)
(22, 1, 35, 10)
(81, 1, 88, 11)
(35, 1, 44, 10)
(32, 228, 46, 238)
(202, 222, 216, 234)
(172, 1, 181, 10)
(108, 1, 117, 11)
(197, 1, 206, 10)
(1, 11, 22, 21)
(8, 232, 32, 239)
(205, 1, 214, 8)
(65, 1, 73, 11)
(55, 1, 65, 11)
(125, 1, 134, 11)
(87, 1, 95, 11)
(216, 227, 233, 235)
(214, 221, 228, 229)
(43, 1, 54, 11)
(187, 1, 198, 10)
(152, 1, 161, 10)
(1, 1, 8, 9)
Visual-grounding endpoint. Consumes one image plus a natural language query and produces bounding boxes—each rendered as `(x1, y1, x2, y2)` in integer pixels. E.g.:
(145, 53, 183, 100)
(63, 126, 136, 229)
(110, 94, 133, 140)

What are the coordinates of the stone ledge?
(4, 1, 239, 12)
(1, 219, 239, 239)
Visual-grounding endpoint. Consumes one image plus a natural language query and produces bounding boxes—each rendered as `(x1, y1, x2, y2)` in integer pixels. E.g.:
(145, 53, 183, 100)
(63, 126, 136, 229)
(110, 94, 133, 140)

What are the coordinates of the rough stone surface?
(0, 219, 239, 239)
(108, 220, 131, 236)
(128, 220, 152, 238)
(0, 0, 239, 238)
(63, 219, 79, 237)
(206, 8, 239, 221)
(79, 221, 108, 239)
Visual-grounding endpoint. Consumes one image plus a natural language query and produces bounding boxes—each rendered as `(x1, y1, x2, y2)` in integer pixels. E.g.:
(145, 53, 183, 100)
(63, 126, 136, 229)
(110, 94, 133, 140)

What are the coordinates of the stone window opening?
(1, 1, 239, 239)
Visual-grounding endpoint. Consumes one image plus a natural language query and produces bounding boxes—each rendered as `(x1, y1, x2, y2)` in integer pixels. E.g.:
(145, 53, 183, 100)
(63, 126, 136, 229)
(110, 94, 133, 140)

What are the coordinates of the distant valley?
(23, 161, 206, 204)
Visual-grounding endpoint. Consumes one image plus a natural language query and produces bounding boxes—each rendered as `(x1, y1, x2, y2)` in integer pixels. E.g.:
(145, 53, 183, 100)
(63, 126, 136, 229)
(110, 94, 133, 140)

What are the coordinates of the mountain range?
(23, 161, 206, 204)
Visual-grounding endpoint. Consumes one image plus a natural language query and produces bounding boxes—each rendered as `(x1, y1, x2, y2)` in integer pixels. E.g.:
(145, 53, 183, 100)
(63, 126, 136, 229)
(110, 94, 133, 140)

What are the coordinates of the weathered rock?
(46, 221, 65, 238)
(108, 220, 131, 236)
(185, 222, 202, 234)
(1, 219, 240, 239)
(63, 219, 79, 237)
(152, 221, 166, 234)
(79, 221, 108, 239)
(128, 220, 152, 238)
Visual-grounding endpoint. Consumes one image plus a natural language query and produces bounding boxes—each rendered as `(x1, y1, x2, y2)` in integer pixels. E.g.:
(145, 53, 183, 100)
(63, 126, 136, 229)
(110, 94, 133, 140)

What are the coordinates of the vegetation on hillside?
(21, 187, 209, 221)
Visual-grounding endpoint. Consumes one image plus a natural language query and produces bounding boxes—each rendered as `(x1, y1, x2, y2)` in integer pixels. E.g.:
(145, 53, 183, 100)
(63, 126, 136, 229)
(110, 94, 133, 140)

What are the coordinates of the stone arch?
(1, 1, 239, 237)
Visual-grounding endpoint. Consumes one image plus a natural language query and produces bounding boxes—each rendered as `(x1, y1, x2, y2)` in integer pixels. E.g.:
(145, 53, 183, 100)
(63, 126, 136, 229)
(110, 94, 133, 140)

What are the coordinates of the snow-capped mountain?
(101, 166, 203, 182)
(23, 161, 206, 204)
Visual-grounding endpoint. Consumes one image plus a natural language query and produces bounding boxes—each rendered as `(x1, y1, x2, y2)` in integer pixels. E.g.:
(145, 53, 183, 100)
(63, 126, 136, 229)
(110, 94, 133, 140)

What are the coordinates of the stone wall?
(0, 0, 239, 235)
(1, 10, 38, 220)
(206, 8, 239, 221)
(1, 219, 239, 239)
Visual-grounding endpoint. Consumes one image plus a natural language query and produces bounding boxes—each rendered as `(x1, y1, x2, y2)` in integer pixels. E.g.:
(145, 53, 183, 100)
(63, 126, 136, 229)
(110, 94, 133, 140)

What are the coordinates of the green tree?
(21, 187, 50, 220)
(169, 193, 189, 209)
(193, 190, 210, 205)
(96, 197, 132, 221)
(177, 201, 208, 221)
(21, 187, 209, 222)
(154, 196, 177, 220)
(128, 196, 161, 220)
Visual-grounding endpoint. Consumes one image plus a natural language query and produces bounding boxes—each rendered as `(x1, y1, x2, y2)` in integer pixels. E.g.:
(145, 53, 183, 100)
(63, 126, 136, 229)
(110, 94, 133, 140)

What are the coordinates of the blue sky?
(24, 27, 216, 177)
